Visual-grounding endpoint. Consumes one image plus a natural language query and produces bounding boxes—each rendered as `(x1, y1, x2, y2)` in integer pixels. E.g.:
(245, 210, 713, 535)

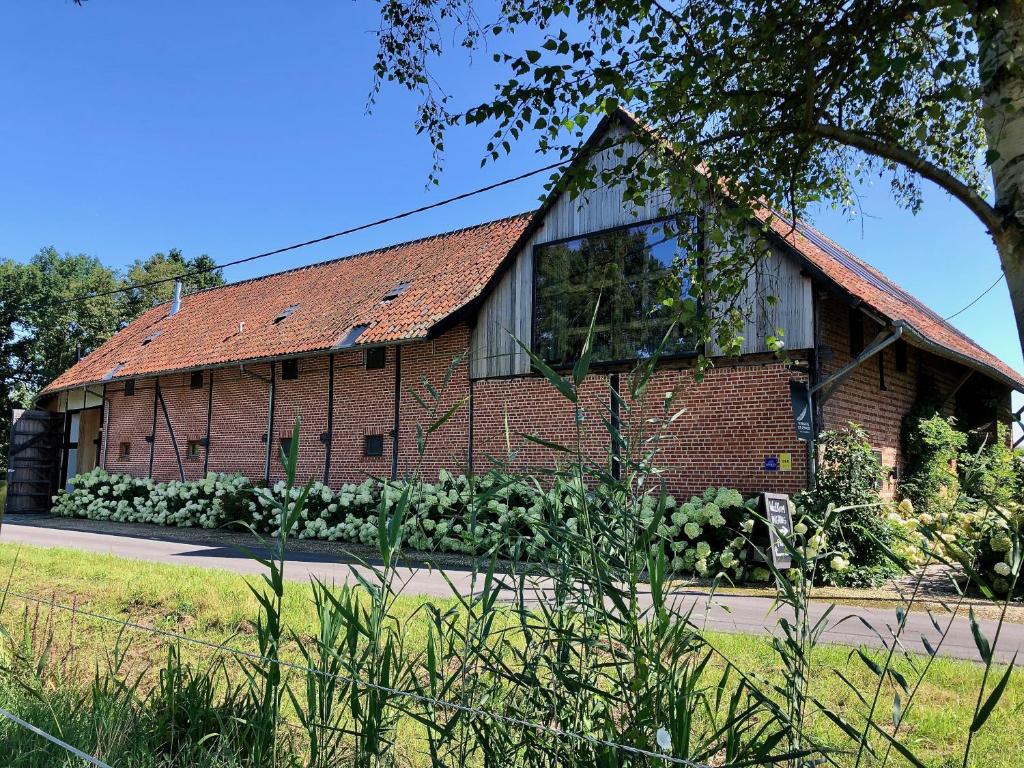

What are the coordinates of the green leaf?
(971, 654, 1016, 732)
(970, 608, 992, 663)
(514, 336, 576, 402)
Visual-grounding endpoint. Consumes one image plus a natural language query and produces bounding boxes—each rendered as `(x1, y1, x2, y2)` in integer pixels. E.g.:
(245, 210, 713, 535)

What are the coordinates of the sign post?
(789, 380, 813, 442)
(761, 492, 794, 569)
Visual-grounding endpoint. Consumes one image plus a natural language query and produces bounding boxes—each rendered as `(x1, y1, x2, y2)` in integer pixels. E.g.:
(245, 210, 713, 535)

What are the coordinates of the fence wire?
(1, 588, 722, 768)
(0, 705, 113, 768)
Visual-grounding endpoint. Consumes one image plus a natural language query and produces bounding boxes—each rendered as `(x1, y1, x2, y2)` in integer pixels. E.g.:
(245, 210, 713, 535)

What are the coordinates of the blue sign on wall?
(763, 456, 779, 472)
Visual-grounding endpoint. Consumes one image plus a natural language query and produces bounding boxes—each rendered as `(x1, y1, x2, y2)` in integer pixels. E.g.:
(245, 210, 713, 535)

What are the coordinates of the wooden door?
(5, 409, 62, 514)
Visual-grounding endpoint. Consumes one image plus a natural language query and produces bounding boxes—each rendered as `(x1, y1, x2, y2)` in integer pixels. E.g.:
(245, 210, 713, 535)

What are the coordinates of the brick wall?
(471, 361, 809, 498)
(99, 324, 812, 500)
(818, 293, 917, 495)
(815, 290, 1011, 495)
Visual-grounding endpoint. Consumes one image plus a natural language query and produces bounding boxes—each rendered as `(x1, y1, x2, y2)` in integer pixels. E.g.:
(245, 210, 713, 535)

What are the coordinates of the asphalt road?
(3, 516, 1022, 665)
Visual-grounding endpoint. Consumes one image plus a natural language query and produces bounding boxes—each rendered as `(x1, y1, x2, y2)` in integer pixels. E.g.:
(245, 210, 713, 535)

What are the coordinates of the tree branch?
(807, 122, 1004, 235)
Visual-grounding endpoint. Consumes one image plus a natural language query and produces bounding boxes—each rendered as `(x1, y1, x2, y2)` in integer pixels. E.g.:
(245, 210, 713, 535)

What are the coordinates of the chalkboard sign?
(761, 492, 794, 568)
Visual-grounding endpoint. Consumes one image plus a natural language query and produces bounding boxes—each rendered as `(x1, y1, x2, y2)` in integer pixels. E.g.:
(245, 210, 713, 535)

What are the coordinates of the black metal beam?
(203, 370, 214, 475)
(157, 386, 185, 481)
(610, 373, 621, 481)
(264, 362, 276, 484)
(148, 380, 159, 478)
(323, 353, 335, 484)
(391, 346, 401, 481)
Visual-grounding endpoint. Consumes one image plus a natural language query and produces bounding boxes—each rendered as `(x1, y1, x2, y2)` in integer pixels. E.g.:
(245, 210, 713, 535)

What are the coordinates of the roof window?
(382, 282, 410, 301)
(102, 363, 125, 381)
(273, 304, 300, 324)
(141, 330, 163, 346)
(337, 324, 369, 348)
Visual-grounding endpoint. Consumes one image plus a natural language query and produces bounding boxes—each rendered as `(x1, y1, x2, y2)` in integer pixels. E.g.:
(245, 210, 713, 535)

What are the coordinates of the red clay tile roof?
(42, 190, 1023, 396)
(43, 213, 532, 393)
(764, 213, 1024, 391)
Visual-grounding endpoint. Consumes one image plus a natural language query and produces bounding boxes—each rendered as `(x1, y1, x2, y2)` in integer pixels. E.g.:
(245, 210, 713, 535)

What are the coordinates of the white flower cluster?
(54, 470, 789, 583)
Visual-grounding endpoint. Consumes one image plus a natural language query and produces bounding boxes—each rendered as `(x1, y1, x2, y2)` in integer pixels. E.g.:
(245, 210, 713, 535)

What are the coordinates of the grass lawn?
(0, 541, 1021, 767)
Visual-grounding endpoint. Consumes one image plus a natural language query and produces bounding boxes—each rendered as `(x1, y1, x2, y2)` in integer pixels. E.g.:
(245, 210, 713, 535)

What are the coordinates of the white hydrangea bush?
(52, 467, 251, 528)
(54, 469, 790, 582)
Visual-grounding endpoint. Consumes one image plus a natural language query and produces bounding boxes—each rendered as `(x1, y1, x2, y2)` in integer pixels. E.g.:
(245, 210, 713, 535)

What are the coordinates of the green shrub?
(796, 424, 902, 587)
(900, 412, 967, 519)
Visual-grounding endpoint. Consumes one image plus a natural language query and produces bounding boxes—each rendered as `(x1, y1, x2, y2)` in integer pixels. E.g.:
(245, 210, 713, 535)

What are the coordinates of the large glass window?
(532, 216, 697, 367)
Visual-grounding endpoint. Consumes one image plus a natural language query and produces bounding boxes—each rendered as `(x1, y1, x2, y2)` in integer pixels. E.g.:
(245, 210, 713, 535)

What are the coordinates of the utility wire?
(20, 156, 572, 313)
(943, 273, 1004, 321)
(0, 706, 113, 768)
(2, 588, 712, 768)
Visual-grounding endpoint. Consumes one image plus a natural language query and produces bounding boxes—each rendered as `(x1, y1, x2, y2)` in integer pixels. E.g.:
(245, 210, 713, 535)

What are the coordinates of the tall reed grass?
(0, 324, 1019, 767)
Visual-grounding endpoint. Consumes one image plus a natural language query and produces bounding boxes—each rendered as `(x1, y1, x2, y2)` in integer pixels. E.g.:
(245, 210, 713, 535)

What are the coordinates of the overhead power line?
(21, 156, 571, 313)
(943, 273, 1004, 321)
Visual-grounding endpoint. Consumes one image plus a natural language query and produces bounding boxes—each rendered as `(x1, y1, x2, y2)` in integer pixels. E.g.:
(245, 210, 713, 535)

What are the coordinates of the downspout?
(148, 379, 160, 478)
(810, 325, 904, 401)
(391, 346, 401, 481)
(202, 370, 214, 475)
(263, 362, 276, 484)
(322, 353, 335, 484)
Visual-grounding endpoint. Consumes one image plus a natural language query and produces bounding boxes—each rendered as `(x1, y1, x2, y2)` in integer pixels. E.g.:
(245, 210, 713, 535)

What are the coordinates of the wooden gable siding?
(470, 124, 813, 378)
(704, 239, 814, 357)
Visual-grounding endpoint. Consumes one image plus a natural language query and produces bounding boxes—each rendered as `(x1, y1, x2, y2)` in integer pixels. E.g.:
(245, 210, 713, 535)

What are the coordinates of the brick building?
(15, 111, 1023, 511)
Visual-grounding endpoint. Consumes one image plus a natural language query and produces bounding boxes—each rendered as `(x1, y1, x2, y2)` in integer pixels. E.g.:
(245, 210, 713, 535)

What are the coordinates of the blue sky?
(1, 2, 1019, 376)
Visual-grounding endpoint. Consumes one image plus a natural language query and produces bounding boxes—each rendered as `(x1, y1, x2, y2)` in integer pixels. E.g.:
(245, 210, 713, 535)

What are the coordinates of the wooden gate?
(5, 409, 62, 514)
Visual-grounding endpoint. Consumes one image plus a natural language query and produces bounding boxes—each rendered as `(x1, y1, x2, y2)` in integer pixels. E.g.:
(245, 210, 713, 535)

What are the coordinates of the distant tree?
(0, 248, 122, 470)
(0, 247, 221, 470)
(119, 249, 223, 320)
(372, 0, 1024, 357)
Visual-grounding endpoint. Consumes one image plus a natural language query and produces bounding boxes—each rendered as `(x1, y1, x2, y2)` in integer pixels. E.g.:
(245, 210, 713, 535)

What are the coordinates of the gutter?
(893, 320, 1024, 395)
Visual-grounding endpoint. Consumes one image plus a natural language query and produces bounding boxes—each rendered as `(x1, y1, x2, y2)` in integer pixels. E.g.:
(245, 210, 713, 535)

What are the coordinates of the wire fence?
(0, 705, 113, 768)
(0, 587, 715, 768)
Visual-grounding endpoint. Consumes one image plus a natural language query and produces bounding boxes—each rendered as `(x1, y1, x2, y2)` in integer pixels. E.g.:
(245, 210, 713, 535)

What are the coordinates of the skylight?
(141, 330, 163, 346)
(273, 304, 300, 324)
(101, 363, 125, 381)
(382, 282, 410, 301)
(337, 324, 369, 348)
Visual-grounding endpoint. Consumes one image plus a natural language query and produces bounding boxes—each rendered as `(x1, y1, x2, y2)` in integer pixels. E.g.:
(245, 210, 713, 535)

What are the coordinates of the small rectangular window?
(894, 340, 908, 373)
(364, 434, 384, 457)
(118, 442, 131, 460)
(365, 348, 386, 370)
(190, 371, 203, 389)
(279, 436, 293, 463)
(187, 440, 202, 460)
(124, 379, 136, 397)
(848, 308, 864, 357)
(281, 359, 299, 380)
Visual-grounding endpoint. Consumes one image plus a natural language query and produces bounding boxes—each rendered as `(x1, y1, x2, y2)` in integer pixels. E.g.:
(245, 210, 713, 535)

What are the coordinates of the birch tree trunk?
(979, 0, 1024, 357)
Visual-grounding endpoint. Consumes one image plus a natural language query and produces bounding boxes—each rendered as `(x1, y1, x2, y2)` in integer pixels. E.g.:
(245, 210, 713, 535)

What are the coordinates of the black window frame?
(530, 213, 702, 370)
(123, 379, 136, 397)
(186, 440, 202, 460)
(281, 359, 299, 381)
(118, 441, 131, 460)
(365, 347, 386, 370)
(894, 339, 908, 373)
(190, 371, 204, 389)
(364, 434, 385, 458)
(848, 307, 864, 357)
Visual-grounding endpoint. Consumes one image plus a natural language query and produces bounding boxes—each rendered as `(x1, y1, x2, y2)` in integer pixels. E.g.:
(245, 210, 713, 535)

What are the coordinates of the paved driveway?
(3, 515, 1022, 665)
